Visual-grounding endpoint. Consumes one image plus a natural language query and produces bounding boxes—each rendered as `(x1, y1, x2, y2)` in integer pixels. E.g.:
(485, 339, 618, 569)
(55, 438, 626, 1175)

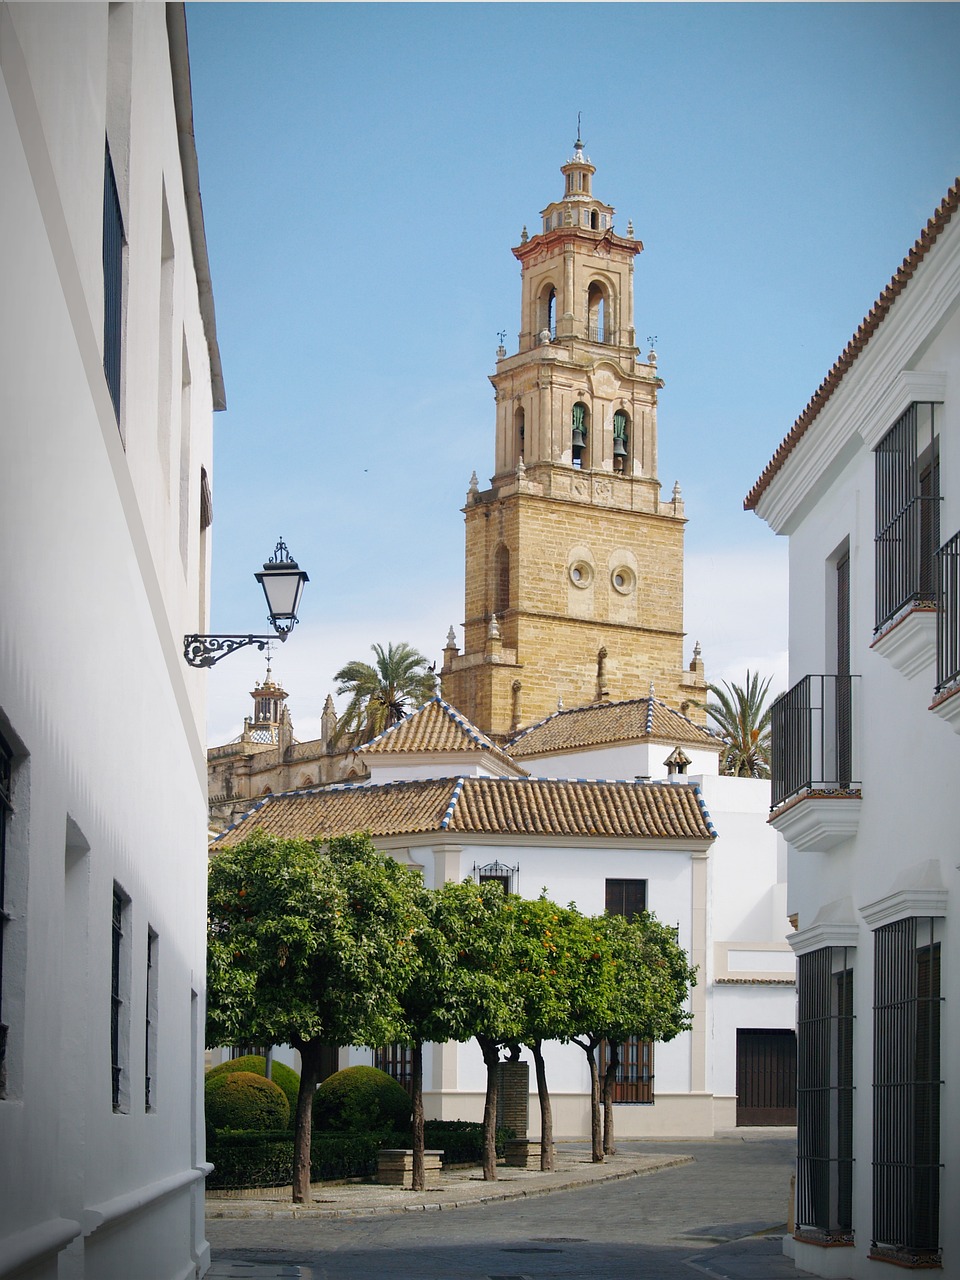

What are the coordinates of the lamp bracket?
(183, 633, 286, 669)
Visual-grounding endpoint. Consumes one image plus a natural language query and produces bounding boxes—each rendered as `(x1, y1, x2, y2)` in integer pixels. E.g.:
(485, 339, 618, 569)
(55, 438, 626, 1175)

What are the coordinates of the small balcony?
(770, 675, 862, 852)
(930, 529, 960, 731)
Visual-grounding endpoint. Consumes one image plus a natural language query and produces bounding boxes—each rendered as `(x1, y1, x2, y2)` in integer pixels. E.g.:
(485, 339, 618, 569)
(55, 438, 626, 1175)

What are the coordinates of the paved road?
(207, 1134, 824, 1279)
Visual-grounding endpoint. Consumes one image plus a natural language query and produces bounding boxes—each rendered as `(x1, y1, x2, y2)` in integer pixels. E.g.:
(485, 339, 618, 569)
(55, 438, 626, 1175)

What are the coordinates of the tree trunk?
(574, 1037, 603, 1163)
(477, 1035, 500, 1181)
(411, 1040, 425, 1192)
(530, 1040, 554, 1171)
(292, 1039, 323, 1203)
(602, 1041, 619, 1156)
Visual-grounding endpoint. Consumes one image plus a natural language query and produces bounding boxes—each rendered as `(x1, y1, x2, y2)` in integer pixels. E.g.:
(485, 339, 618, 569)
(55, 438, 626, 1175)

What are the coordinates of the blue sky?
(185, 2, 960, 745)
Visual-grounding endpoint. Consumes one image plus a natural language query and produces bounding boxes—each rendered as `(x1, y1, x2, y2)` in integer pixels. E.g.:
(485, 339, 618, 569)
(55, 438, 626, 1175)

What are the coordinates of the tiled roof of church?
(213, 775, 715, 845)
(745, 177, 960, 511)
(507, 697, 720, 758)
(357, 697, 523, 772)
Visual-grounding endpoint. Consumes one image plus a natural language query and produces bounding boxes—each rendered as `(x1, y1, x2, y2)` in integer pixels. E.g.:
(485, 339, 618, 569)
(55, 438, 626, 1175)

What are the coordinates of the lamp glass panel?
(259, 570, 303, 620)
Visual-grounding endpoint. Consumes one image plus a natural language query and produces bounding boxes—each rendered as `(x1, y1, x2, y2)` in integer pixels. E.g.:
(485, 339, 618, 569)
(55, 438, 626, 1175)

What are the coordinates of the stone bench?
(376, 1148, 443, 1188)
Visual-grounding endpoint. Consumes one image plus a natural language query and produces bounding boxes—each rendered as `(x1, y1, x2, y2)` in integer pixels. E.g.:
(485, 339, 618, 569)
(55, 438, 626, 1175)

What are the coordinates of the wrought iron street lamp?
(183, 539, 309, 668)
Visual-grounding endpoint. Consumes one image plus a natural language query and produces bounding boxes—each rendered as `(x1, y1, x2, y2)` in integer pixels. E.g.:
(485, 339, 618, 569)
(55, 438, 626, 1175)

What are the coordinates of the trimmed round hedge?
(313, 1065, 411, 1135)
(206, 1055, 300, 1124)
(205, 1070, 290, 1132)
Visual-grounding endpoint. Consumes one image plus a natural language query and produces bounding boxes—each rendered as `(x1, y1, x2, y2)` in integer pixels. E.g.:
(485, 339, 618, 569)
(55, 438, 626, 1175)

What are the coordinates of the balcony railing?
(587, 323, 616, 345)
(771, 674, 861, 809)
(936, 530, 960, 692)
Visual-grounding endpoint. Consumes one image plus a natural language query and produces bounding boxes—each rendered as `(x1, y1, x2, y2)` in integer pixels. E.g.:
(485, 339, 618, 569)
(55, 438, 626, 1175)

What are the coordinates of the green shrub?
(313, 1065, 411, 1135)
(206, 1129, 385, 1190)
(205, 1070, 289, 1133)
(206, 1055, 300, 1126)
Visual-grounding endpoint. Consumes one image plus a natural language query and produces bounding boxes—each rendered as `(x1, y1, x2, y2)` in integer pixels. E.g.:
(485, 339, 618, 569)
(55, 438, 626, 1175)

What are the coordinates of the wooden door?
(736, 1028, 797, 1126)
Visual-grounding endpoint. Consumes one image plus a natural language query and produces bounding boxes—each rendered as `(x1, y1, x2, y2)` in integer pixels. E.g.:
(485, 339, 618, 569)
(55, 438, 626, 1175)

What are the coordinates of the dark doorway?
(736, 1028, 797, 1126)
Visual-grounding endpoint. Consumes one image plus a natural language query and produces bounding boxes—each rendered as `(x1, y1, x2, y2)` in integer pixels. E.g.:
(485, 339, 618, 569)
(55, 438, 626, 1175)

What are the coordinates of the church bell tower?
(441, 138, 706, 737)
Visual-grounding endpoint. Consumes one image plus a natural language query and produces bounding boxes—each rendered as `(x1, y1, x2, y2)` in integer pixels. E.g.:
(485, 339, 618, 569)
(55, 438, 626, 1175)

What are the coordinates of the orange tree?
(569, 911, 696, 1161)
(206, 831, 427, 1203)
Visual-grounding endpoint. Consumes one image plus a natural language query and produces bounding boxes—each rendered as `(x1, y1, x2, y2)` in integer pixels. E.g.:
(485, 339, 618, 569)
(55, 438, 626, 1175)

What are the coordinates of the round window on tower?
(611, 566, 636, 596)
(569, 561, 594, 589)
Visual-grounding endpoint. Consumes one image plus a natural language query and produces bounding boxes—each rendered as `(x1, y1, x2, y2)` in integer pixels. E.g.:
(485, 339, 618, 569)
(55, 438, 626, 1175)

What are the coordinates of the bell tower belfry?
(441, 139, 706, 737)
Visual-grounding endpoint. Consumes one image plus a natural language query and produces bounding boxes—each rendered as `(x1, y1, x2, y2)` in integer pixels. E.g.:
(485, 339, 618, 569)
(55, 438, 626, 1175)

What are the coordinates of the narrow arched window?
(613, 410, 629, 473)
(494, 544, 510, 615)
(587, 283, 606, 343)
(539, 285, 556, 339)
(590, 209, 599, 230)
(572, 402, 588, 468)
(515, 406, 525, 461)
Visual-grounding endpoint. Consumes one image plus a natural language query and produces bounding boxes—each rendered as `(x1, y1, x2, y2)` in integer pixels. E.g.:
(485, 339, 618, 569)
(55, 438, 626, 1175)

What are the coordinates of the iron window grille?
(598, 1037, 654, 1104)
(374, 1043, 414, 1095)
(604, 878, 647, 921)
(936, 530, 960, 692)
(0, 730, 12, 1090)
(111, 888, 125, 1110)
(473, 860, 518, 896)
(769, 674, 861, 808)
(874, 403, 940, 632)
(871, 917, 942, 1266)
(144, 930, 157, 1111)
(102, 141, 124, 421)
(796, 947, 854, 1244)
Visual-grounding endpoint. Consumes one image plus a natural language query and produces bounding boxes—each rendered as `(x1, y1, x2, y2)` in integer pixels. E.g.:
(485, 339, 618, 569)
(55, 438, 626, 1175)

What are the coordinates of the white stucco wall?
(0, 6, 216, 1278)
(756, 199, 960, 1278)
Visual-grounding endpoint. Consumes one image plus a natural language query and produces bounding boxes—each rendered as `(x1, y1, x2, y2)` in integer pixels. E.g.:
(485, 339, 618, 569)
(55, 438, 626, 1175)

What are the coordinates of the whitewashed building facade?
(748, 179, 960, 1275)
(1, 5, 222, 1277)
(216, 694, 795, 1138)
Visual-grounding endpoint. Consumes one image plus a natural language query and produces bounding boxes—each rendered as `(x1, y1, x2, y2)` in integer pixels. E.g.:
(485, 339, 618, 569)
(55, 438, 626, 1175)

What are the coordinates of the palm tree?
(333, 642, 437, 745)
(700, 671, 774, 779)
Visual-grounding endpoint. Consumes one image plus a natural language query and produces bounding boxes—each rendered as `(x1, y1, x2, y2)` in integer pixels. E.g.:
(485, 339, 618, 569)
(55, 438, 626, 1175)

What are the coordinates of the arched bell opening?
(572, 401, 590, 469)
(613, 409, 630, 474)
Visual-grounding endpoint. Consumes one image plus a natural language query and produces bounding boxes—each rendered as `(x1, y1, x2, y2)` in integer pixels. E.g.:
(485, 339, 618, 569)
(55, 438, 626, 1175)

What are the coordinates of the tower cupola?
(540, 135, 614, 236)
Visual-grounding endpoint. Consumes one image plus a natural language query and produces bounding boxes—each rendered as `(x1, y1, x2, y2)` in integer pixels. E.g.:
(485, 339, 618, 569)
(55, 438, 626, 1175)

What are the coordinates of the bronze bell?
(572, 426, 586, 451)
(613, 435, 628, 458)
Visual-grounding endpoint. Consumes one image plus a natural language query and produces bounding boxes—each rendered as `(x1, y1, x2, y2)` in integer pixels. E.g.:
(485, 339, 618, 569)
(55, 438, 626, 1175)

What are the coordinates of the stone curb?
(206, 1153, 693, 1219)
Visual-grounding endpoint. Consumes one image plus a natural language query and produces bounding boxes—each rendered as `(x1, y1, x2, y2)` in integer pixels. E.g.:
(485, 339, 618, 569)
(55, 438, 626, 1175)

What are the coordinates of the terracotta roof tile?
(745, 178, 960, 512)
(213, 776, 715, 845)
(358, 697, 522, 772)
(507, 697, 720, 758)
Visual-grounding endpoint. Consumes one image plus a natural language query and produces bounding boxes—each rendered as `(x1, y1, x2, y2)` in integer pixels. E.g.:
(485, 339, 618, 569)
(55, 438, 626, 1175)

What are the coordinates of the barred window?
(874, 402, 940, 630)
(872, 918, 942, 1266)
(796, 947, 854, 1243)
(111, 887, 126, 1110)
(599, 1036, 653, 1103)
(374, 1043, 413, 1095)
(474, 860, 518, 896)
(144, 929, 158, 1111)
(0, 731, 12, 1089)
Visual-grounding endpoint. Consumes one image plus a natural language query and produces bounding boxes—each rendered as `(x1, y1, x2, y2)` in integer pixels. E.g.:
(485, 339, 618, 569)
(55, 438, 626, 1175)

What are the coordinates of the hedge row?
(207, 1129, 391, 1190)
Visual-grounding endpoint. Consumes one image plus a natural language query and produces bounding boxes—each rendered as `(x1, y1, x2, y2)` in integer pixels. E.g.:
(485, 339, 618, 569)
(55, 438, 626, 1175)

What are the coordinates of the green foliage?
(333, 642, 437, 745)
(205, 1070, 290, 1132)
(414, 1120, 514, 1164)
(206, 1055, 300, 1127)
(700, 670, 774, 778)
(206, 1129, 385, 1190)
(313, 1065, 412, 1135)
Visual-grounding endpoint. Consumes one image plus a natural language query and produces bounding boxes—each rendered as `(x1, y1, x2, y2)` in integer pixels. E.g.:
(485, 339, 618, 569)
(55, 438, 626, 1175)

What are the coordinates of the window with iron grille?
(374, 1043, 414, 1094)
(874, 402, 940, 631)
(598, 1036, 653, 1103)
(144, 929, 158, 1111)
(111, 887, 127, 1110)
(872, 918, 942, 1266)
(0, 731, 12, 1092)
(473, 861, 518, 896)
(796, 947, 854, 1243)
(605, 878, 647, 921)
(102, 141, 124, 422)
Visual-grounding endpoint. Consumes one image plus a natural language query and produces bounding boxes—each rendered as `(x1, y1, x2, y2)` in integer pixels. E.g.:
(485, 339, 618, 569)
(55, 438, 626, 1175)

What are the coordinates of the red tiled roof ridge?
(745, 177, 960, 512)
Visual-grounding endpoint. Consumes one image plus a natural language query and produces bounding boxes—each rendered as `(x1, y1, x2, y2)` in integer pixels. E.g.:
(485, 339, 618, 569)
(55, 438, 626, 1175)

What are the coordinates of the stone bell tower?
(441, 137, 706, 738)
